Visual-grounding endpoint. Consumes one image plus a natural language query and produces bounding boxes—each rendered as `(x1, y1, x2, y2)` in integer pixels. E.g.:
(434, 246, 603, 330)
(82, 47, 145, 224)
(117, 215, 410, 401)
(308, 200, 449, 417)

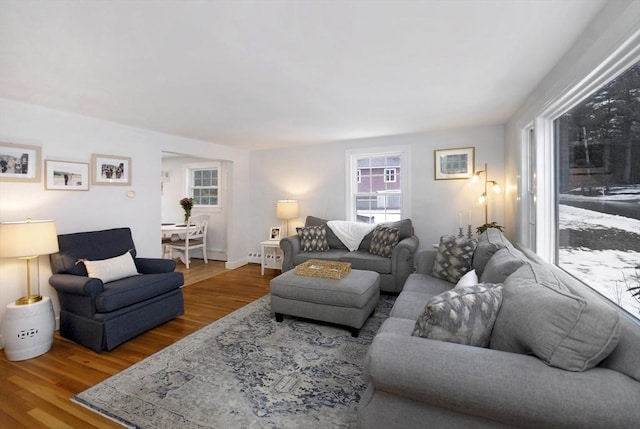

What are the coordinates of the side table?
(260, 239, 282, 275)
(2, 296, 55, 361)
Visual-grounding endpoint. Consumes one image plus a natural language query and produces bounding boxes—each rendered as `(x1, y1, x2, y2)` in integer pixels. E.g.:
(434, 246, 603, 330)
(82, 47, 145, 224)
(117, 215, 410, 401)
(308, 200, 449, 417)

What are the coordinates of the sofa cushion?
(51, 227, 138, 276)
(359, 219, 413, 250)
(304, 216, 348, 249)
(412, 284, 503, 347)
(82, 251, 139, 283)
(390, 291, 434, 320)
(293, 249, 348, 266)
(95, 272, 183, 313)
(368, 225, 400, 257)
(298, 225, 330, 252)
(472, 228, 511, 278)
(479, 246, 526, 284)
(431, 235, 477, 283)
(490, 263, 621, 371)
(339, 250, 392, 274)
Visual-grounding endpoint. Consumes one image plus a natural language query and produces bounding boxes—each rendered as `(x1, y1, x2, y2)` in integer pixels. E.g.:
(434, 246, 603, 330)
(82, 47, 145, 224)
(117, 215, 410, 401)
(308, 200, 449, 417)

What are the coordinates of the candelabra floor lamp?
(471, 163, 501, 226)
(0, 219, 59, 361)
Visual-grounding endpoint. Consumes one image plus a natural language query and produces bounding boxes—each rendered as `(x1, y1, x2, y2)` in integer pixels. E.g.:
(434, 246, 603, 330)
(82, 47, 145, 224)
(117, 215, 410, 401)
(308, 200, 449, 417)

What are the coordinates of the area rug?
(73, 294, 395, 428)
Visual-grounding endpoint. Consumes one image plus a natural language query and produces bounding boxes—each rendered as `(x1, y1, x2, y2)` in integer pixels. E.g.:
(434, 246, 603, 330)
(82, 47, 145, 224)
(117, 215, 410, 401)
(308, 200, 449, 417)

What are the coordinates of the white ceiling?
(0, 0, 606, 150)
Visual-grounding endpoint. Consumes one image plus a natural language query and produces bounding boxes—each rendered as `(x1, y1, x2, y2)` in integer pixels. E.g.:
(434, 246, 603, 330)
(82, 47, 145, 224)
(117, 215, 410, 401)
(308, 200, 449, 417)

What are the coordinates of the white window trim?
(384, 168, 397, 183)
(532, 29, 640, 264)
(186, 161, 222, 211)
(345, 146, 411, 222)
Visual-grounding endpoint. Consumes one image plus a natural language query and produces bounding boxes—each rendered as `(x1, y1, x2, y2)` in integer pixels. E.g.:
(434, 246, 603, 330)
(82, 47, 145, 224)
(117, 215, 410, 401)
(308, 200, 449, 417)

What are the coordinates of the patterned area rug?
(73, 294, 395, 428)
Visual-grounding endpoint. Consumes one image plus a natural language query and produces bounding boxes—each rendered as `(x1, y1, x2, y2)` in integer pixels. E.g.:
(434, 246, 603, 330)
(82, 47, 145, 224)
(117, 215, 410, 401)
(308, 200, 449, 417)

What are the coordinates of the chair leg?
(203, 243, 208, 264)
(185, 246, 190, 269)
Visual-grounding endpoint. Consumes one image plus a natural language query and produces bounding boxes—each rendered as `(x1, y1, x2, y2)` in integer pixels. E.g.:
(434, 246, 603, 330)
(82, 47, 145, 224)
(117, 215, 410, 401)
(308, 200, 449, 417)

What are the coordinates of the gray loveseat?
(49, 227, 185, 352)
(280, 216, 419, 293)
(359, 229, 640, 428)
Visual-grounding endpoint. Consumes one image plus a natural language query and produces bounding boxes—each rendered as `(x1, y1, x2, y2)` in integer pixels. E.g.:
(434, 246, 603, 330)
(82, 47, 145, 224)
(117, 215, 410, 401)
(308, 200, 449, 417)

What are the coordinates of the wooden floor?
(0, 261, 280, 429)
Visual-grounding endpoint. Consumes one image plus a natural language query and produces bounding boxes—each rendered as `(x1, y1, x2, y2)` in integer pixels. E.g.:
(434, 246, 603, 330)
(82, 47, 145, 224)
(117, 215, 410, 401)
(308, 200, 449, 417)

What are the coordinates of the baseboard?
(225, 258, 248, 270)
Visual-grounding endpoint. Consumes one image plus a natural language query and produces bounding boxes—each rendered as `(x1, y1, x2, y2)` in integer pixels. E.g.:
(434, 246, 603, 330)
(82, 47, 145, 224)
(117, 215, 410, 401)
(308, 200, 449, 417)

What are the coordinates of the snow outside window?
(553, 61, 640, 321)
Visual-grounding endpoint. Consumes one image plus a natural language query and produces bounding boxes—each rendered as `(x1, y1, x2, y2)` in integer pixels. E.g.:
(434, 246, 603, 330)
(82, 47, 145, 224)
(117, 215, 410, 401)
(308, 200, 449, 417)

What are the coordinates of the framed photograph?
(269, 227, 281, 240)
(0, 142, 41, 182)
(92, 154, 131, 185)
(434, 147, 475, 180)
(45, 160, 90, 191)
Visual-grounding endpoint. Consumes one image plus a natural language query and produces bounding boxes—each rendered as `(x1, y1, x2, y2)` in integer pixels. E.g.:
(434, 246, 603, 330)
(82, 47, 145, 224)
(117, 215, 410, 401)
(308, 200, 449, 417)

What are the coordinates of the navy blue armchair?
(49, 227, 184, 352)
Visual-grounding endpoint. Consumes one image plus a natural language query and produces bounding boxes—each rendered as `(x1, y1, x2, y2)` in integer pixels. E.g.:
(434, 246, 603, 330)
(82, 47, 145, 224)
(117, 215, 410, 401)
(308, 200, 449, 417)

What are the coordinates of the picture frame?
(45, 160, 90, 191)
(0, 142, 41, 182)
(91, 154, 132, 185)
(269, 227, 281, 240)
(434, 147, 475, 180)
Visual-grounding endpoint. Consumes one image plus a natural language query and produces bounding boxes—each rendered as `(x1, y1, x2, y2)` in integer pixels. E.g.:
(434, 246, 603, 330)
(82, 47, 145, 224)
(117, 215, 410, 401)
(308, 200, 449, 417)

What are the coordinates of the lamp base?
(15, 294, 43, 305)
(2, 297, 54, 361)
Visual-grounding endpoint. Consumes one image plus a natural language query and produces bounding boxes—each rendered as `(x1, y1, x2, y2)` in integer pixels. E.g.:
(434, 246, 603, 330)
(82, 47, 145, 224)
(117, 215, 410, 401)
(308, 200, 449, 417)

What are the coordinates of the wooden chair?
(167, 215, 209, 269)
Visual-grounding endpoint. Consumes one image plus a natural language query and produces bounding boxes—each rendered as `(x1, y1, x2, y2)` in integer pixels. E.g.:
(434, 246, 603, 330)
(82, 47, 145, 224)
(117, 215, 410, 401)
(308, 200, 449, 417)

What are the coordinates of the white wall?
(0, 98, 250, 336)
(248, 124, 505, 254)
(504, 0, 640, 247)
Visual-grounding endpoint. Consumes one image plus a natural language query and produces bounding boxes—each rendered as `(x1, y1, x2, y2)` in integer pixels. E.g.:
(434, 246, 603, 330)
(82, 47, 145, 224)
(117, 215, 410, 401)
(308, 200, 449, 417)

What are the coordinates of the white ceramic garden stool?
(2, 296, 55, 361)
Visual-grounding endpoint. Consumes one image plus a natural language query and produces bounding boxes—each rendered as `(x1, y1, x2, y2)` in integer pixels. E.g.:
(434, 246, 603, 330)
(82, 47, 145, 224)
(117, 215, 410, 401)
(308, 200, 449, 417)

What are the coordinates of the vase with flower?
(180, 197, 194, 224)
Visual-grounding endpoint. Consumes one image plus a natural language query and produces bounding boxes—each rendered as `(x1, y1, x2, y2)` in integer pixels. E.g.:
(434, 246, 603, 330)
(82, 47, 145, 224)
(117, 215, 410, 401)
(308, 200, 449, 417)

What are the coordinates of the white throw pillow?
(83, 251, 138, 283)
(455, 269, 478, 288)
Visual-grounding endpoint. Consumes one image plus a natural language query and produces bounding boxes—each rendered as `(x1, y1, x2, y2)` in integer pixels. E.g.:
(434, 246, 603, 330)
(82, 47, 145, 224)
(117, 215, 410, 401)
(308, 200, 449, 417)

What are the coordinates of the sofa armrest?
(280, 235, 301, 272)
(390, 235, 419, 290)
(48, 274, 104, 297)
(366, 333, 640, 428)
(414, 250, 437, 274)
(135, 257, 176, 274)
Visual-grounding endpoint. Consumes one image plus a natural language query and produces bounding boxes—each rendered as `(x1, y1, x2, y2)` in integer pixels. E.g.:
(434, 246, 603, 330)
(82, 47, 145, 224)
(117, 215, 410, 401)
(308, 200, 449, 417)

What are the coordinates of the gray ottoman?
(270, 269, 380, 337)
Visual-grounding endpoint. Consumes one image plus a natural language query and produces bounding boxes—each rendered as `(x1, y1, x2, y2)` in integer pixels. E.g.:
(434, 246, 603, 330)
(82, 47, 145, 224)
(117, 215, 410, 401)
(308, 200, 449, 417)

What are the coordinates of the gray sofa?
(280, 216, 419, 293)
(359, 229, 640, 428)
(49, 227, 185, 352)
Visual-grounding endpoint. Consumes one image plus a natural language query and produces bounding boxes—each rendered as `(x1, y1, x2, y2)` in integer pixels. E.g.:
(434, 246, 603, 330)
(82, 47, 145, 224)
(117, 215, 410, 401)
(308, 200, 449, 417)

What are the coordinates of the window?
(188, 164, 219, 207)
(553, 61, 640, 320)
(384, 168, 396, 183)
(347, 147, 410, 223)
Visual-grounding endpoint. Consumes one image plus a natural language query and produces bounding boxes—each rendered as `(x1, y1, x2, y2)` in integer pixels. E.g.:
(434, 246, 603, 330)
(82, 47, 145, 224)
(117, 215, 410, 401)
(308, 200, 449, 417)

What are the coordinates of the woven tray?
(295, 259, 352, 280)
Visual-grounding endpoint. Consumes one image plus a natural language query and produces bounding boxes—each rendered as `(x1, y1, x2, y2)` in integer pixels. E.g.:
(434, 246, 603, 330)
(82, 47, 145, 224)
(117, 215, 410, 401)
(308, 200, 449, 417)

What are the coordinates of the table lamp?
(276, 200, 299, 238)
(0, 219, 59, 304)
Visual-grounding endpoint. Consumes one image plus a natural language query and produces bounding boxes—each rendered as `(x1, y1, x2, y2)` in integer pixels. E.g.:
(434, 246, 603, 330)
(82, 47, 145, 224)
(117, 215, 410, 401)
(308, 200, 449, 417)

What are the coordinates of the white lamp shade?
(276, 200, 299, 220)
(0, 220, 59, 258)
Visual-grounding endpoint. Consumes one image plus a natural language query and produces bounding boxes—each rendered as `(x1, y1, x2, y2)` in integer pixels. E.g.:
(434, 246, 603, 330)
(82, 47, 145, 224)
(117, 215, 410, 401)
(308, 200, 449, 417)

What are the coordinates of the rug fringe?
(71, 395, 137, 429)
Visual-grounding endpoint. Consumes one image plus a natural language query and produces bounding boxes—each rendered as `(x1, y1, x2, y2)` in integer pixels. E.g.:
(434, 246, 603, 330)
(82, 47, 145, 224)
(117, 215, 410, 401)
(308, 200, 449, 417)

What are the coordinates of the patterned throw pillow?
(432, 235, 477, 283)
(412, 284, 503, 347)
(298, 225, 329, 252)
(368, 225, 400, 257)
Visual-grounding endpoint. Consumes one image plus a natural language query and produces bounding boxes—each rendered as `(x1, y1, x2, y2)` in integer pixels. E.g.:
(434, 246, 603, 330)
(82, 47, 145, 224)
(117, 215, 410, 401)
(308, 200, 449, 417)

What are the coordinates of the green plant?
(476, 222, 504, 235)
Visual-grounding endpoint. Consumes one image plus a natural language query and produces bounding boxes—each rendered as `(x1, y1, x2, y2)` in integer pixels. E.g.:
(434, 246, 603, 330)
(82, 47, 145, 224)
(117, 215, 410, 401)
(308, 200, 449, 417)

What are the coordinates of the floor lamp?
(0, 219, 59, 361)
(471, 163, 501, 225)
(276, 200, 299, 238)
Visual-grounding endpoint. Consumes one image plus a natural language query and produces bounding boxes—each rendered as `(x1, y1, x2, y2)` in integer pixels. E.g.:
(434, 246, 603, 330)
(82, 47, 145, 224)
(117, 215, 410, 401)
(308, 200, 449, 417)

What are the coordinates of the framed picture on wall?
(269, 227, 281, 240)
(0, 142, 41, 182)
(45, 160, 90, 191)
(434, 147, 475, 180)
(91, 154, 132, 185)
